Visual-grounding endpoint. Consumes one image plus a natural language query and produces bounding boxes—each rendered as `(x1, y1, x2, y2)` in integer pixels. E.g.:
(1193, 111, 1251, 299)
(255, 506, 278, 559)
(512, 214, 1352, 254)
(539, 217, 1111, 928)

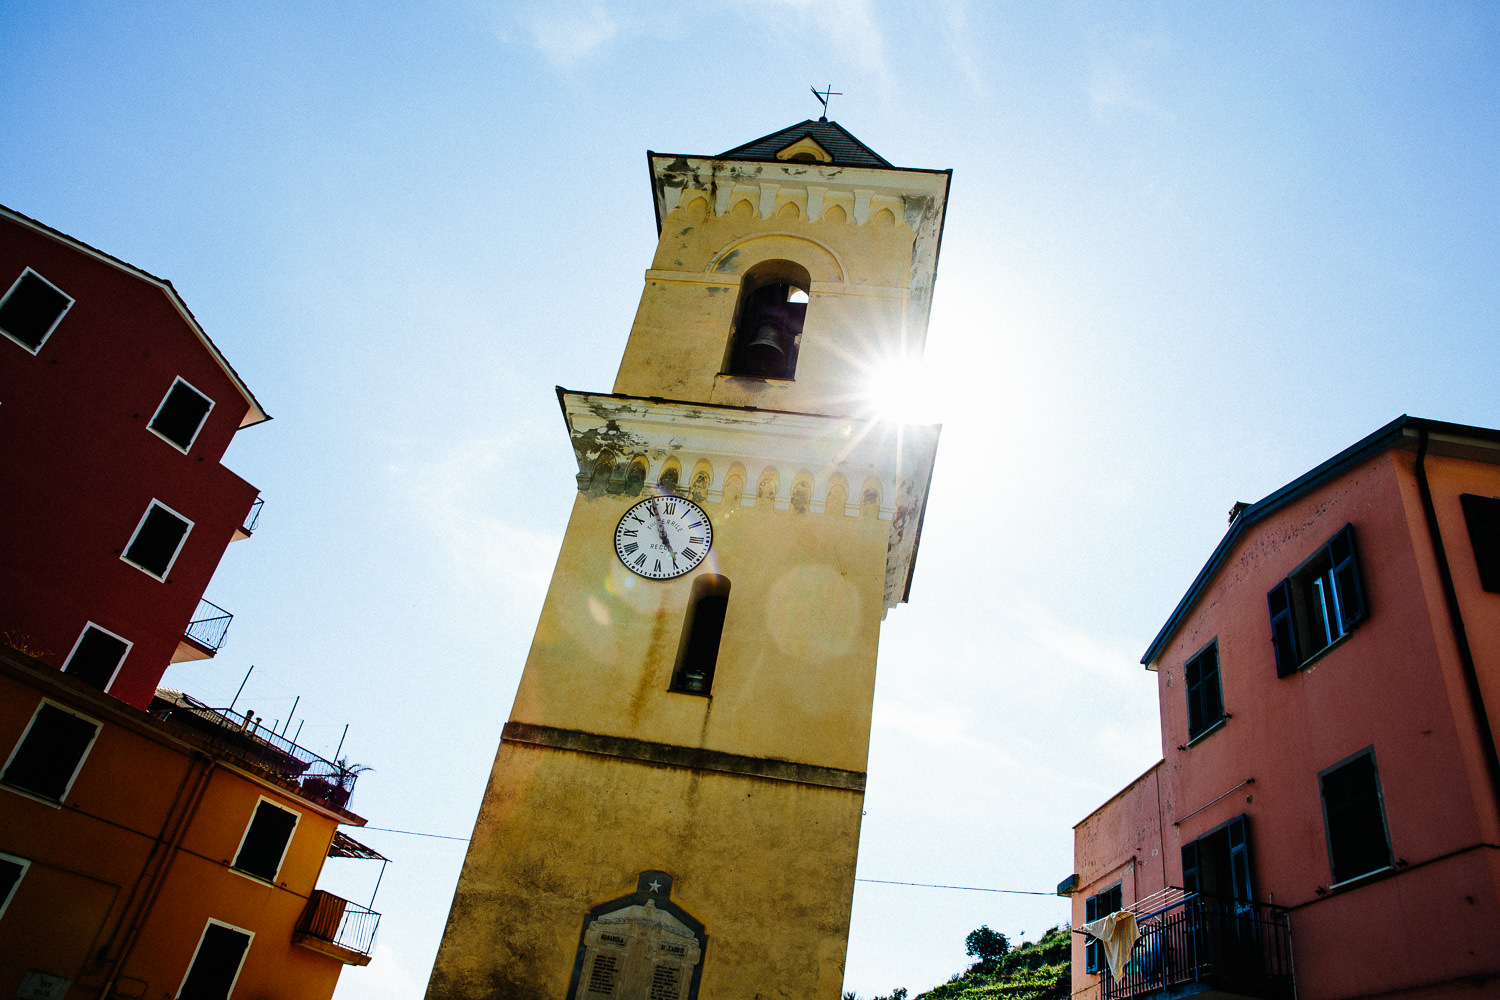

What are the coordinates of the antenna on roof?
(810, 84, 842, 122)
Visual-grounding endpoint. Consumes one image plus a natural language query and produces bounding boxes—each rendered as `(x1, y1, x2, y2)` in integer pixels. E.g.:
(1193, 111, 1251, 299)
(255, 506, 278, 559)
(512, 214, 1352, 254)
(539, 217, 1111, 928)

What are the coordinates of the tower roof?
(718, 119, 893, 169)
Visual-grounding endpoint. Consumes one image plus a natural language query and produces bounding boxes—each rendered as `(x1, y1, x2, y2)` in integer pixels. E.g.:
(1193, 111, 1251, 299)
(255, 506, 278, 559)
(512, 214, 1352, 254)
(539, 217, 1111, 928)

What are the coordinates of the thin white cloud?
(937, 0, 986, 96)
(730, 0, 893, 88)
(1088, 31, 1176, 122)
(391, 436, 563, 601)
(512, 1, 625, 67)
(1008, 600, 1145, 683)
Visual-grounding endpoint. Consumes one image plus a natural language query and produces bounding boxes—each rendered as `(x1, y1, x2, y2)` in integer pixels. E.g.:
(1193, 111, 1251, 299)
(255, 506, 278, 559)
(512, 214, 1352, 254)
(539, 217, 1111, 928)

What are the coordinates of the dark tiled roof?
(719, 119, 892, 168)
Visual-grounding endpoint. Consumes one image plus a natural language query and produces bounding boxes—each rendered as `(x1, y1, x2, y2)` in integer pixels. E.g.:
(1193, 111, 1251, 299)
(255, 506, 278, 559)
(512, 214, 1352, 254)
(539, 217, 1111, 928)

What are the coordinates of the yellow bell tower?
(426, 119, 949, 1000)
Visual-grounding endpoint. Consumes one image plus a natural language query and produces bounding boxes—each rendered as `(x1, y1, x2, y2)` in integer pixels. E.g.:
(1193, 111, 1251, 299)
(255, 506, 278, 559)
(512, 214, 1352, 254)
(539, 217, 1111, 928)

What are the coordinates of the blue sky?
(5, 2, 1498, 996)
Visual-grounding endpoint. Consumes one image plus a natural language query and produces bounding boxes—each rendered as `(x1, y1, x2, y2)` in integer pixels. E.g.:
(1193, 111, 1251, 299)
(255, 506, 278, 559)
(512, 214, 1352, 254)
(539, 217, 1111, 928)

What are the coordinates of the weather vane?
(810, 84, 842, 121)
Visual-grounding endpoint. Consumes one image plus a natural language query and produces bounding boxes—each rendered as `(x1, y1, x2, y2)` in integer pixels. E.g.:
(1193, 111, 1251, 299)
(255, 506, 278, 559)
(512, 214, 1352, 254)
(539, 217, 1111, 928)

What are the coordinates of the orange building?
(0, 208, 382, 998)
(1066, 416, 1500, 1000)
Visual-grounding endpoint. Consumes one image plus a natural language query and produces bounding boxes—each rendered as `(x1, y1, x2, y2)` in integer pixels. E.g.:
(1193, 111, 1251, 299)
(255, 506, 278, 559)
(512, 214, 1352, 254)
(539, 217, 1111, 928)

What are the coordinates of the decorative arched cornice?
(706, 232, 846, 285)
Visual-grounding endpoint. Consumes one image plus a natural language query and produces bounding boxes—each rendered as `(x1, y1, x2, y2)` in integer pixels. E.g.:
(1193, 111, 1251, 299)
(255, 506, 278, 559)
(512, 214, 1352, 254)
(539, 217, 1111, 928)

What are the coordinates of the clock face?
(614, 495, 713, 580)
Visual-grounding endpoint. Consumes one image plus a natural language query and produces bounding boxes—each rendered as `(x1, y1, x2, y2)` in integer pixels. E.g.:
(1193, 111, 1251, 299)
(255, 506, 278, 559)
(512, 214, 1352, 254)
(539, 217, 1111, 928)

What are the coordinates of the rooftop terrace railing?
(1101, 893, 1293, 1000)
(152, 702, 361, 810)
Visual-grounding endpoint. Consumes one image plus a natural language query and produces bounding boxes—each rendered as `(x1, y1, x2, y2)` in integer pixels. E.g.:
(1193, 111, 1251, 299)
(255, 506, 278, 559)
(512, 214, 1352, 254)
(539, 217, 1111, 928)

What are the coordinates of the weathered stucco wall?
(614, 177, 933, 416)
(428, 745, 862, 1000)
(511, 483, 890, 771)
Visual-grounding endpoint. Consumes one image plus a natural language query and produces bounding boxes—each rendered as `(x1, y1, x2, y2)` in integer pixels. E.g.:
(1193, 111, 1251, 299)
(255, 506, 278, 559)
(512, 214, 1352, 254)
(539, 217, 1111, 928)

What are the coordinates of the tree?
(965, 925, 1010, 966)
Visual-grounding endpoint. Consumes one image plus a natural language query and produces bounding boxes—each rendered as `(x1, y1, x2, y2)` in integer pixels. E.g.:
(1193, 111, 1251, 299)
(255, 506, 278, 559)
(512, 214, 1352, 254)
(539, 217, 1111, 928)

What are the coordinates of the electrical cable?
(352, 829, 1061, 897)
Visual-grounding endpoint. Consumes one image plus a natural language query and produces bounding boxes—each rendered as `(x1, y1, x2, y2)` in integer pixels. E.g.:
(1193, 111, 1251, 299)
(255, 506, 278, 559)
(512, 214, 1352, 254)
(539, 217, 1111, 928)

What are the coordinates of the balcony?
(294, 889, 379, 966)
(150, 691, 364, 812)
(1101, 891, 1293, 1000)
(233, 496, 264, 541)
(171, 599, 233, 662)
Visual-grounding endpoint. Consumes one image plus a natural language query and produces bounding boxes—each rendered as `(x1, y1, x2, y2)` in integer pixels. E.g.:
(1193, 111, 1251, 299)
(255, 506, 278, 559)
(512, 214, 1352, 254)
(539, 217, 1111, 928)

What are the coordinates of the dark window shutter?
(1267, 580, 1298, 676)
(2, 705, 98, 800)
(1461, 494, 1500, 593)
(1185, 645, 1223, 740)
(1181, 840, 1200, 894)
(1328, 524, 1366, 628)
(1227, 815, 1253, 902)
(233, 802, 297, 880)
(179, 923, 251, 1000)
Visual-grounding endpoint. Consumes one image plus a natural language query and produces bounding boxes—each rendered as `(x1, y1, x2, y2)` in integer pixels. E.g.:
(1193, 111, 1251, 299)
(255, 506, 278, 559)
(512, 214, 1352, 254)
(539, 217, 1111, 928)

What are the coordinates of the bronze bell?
(743, 323, 787, 374)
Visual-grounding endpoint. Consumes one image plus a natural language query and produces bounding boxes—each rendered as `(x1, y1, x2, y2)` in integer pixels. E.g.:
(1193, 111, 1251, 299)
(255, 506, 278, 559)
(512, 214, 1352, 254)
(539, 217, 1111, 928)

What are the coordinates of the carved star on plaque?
(648, 879, 664, 894)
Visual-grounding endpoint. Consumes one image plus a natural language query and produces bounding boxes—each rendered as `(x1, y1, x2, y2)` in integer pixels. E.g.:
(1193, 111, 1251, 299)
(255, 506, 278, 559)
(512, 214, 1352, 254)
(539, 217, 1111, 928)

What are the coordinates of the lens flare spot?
(588, 595, 611, 626)
(765, 564, 861, 662)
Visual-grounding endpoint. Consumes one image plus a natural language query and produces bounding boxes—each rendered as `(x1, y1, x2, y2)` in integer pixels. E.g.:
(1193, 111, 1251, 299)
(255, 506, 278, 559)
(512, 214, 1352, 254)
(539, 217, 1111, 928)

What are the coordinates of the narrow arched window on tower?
(726, 261, 810, 380)
(671, 576, 730, 695)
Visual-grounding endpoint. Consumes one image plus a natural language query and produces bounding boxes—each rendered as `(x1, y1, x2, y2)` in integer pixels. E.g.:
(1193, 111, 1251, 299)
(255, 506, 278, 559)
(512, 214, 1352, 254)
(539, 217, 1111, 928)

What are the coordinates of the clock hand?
(649, 501, 679, 562)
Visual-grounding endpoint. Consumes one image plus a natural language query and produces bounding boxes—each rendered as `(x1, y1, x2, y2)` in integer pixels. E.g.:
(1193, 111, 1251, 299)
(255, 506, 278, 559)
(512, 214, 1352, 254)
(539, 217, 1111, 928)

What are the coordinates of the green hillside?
(853, 924, 1071, 1000)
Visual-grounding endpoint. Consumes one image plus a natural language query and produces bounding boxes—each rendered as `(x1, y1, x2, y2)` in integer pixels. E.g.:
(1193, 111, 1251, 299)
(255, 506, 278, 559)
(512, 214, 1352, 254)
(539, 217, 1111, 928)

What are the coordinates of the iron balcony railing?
(151, 701, 362, 811)
(243, 496, 264, 534)
(1101, 893, 1293, 1000)
(297, 890, 380, 959)
(184, 599, 233, 654)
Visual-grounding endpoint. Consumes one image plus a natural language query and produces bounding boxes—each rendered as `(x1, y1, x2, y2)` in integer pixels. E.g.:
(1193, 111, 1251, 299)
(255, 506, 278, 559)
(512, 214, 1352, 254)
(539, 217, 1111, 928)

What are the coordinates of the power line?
(359, 825, 471, 842)
(856, 879, 1057, 897)
(351, 829, 1059, 898)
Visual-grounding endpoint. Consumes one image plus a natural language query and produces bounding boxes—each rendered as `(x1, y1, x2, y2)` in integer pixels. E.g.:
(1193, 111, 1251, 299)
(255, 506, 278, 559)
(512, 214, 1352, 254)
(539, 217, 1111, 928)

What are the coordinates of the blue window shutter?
(1328, 524, 1366, 629)
(1267, 579, 1298, 676)
(1181, 840, 1200, 894)
(1227, 815, 1253, 902)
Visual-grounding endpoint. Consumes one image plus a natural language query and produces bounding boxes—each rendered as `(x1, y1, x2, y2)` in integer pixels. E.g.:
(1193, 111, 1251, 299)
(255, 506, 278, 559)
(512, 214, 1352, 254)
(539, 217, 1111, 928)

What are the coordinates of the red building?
(0, 207, 383, 998)
(1068, 416, 1500, 1000)
(0, 204, 267, 709)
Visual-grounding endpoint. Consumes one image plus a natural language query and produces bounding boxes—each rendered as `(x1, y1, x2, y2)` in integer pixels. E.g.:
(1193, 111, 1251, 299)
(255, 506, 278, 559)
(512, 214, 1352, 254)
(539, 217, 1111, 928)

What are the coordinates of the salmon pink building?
(0, 206, 384, 999)
(1067, 416, 1500, 1000)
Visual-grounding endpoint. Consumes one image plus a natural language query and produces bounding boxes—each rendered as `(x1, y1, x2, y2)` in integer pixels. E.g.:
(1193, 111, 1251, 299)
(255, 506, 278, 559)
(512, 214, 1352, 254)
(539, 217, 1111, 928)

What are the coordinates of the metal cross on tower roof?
(810, 84, 842, 121)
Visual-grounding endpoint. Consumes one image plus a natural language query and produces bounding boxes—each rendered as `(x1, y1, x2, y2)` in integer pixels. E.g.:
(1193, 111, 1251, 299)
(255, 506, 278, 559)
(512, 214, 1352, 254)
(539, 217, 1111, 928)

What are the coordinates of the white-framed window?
(62, 623, 132, 692)
(150, 376, 216, 453)
(0, 851, 29, 920)
(177, 918, 253, 1000)
(122, 500, 193, 580)
(1320, 747, 1393, 886)
(0, 267, 73, 354)
(231, 797, 299, 882)
(1, 700, 102, 804)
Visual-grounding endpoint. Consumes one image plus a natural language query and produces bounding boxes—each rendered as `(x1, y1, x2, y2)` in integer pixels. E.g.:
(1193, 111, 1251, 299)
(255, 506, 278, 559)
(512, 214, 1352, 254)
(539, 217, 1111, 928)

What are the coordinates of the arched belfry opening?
(726, 260, 810, 380)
